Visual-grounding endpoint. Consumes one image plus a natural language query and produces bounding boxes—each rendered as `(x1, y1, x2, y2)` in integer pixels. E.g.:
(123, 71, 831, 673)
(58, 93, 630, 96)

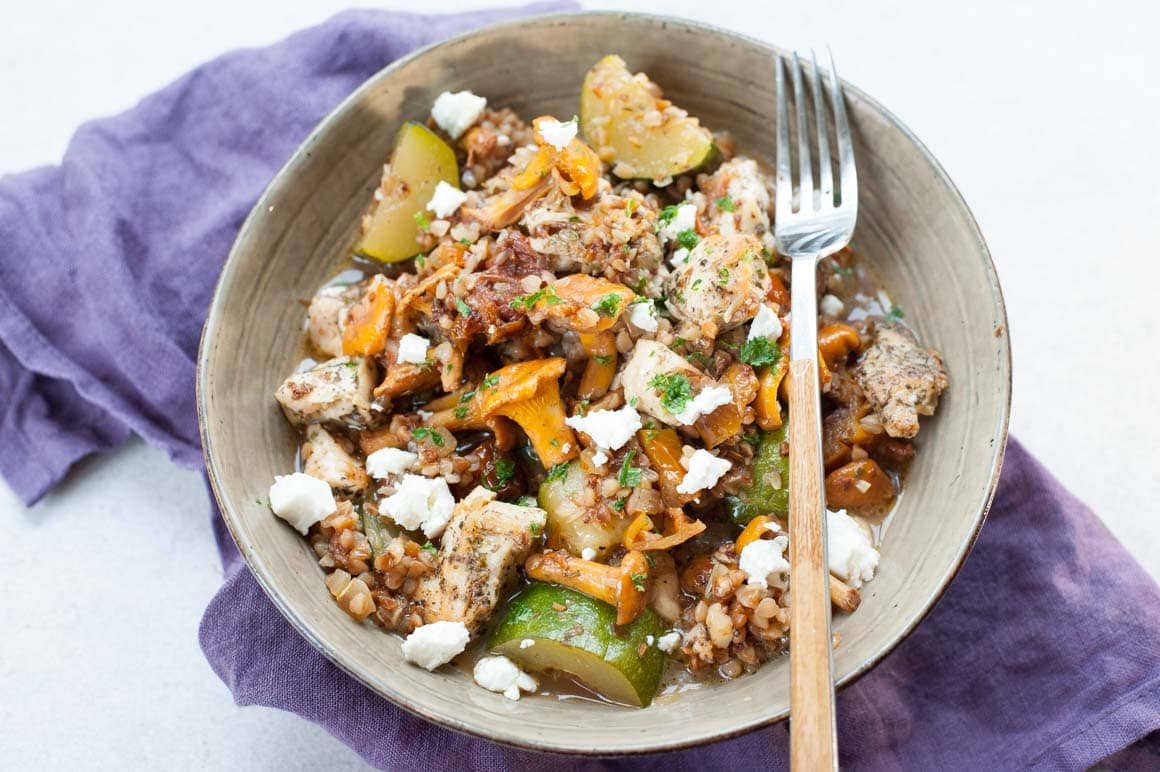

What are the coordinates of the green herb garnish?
(591, 293, 622, 318)
(421, 541, 438, 555)
(545, 462, 570, 484)
(657, 204, 680, 225)
(413, 211, 430, 231)
(887, 304, 906, 323)
(715, 195, 736, 212)
(648, 373, 693, 416)
(676, 229, 700, 250)
(618, 450, 642, 488)
(482, 373, 500, 390)
(411, 427, 445, 447)
(630, 573, 647, 592)
(739, 337, 782, 368)
(456, 297, 472, 316)
(593, 354, 614, 366)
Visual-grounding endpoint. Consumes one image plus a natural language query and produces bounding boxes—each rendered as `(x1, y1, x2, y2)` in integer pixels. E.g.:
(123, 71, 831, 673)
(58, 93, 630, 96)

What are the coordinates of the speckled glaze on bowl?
(197, 12, 1010, 755)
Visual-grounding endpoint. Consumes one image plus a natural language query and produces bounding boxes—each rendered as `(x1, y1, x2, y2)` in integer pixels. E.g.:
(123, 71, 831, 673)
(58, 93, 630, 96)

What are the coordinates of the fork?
(774, 49, 858, 771)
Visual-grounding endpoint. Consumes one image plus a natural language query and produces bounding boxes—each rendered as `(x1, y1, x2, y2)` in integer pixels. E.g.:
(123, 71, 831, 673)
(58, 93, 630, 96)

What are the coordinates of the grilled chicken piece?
(274, 356, 375, 427)
(414, 487, 547, 636)
(306, 285, 358, 358)
(664, 233, 772, 337)
(301, 424, 369, 493)
(699, 157, 774, 240)
(853, 324, 949, 439)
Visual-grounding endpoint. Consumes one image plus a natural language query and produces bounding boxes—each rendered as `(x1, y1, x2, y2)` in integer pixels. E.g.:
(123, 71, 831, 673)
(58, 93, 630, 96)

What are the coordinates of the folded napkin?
(2, 6, 1158, 770)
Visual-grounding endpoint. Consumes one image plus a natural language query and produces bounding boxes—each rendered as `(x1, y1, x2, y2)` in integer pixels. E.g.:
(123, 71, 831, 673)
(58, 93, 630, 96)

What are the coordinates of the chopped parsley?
(691, 278, 703, 290)
(457, 238, 473, 245)
(481, 373, 500, 390)
(413, 211, 430, 231)
(739, 336, 782, 368)
(657, 204, 680, 225)
(591, 293, 622, 318)
(630, 573, 647, 593)
(493, 458, 516, 486)
(411, 427, 445, 447)
(715, 195, 736, 212)
(509, 286, 563, 311)
(515, 495, 539, 508)
(421, 541, 438, 555)
(676, 229, 700, 250)
(453, 405, 469, 420)
(544, 462, 570, 484)
(887, 304, 906, 323)
(414, 254, 426, 268)
(624, 199, 638, 218)
(529, 520, 543, 537)
(618, 450, 642, 488)
(717, 267, 730, 283)
(644, 552, 655, 567)
(455, 297, 472, 317)
(592, 354, 614, 366)
(611, 497, 628, 512)
(741, 432, 762, 447)
(648, 372, 693, 416)
(629, 396, 639, 407)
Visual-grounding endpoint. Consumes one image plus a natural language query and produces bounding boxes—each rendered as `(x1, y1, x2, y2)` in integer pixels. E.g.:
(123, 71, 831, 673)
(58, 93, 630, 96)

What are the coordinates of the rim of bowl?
(197, 10, 1012, 756)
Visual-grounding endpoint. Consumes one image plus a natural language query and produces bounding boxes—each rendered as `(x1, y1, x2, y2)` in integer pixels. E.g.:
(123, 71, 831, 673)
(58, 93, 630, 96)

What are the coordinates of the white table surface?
(3, 0, 1158, 767)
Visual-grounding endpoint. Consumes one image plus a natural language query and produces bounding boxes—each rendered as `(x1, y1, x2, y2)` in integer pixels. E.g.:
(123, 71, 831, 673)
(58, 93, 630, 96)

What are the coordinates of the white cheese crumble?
(676, 449, 732, 495)
(519, 639, 536, 649)
(365, 447, 418, 479)
(645, 635, 655, 646)
(739, 535, 791, 589)
(565, 404, 642, 452)
(473, 655, 538, 700)
(537, 117, 578, 150)
(431, 90, 487, 139)
(669, 247, 690, 266)
(627, 300, 658, 333)
(591, 450, 608, 468)
(397, 333, 430, 365)
(381, 474, 455, 538)
(659, 203, 696, 242)
(581, 547, 597, 561)
(828, 509, 879, 588)
(426, 180, 468, 218)
(672, 385, 733, 425)
(656, 631, 682, 653)
(401, 621, 470, 671)
(820, 294, 846, 317)
(268, 473, 336, 534)
(749, 303, 783, 342)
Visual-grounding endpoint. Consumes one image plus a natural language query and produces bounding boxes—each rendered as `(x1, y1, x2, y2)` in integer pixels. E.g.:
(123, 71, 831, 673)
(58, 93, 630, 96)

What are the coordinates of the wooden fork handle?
(788, 357, 838, 771)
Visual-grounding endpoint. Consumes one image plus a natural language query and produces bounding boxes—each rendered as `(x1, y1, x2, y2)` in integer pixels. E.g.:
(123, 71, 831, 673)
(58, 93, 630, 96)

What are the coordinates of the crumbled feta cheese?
(591, 451, 608, 468)
(565, 404, 642, 452)
(426, 181, 467, 218)
(381, 474, 455, 538)
(749, 304, 783, 342)
(672, 385, 733, 425)
(627, 300, 659, 333)
(669, 247, 690, 266)
(656, 631, 682, 653)
(581, 547, 597, 561)
(401, 621, 470, 671)
(645, 635, 655, 646)
(473, 655, 538, 700)
(676, 449, 732, 495)
(365, 447, 418, 479)
(431, 90, 487, 139)
(537, 117, 577, 150)
(397, 333, 430, 365)
(828, 509, 879, 588)
(739, 535, 791, 589)
(820, 294, 845, 318)
(268, 473, 336, 534)
(519, 639, 536, 649)
(659, 203, 696, 242)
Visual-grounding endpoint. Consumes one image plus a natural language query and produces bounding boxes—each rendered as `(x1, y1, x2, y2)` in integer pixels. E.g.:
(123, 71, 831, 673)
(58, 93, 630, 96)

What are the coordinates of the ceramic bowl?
(197, 11, 1011, 755)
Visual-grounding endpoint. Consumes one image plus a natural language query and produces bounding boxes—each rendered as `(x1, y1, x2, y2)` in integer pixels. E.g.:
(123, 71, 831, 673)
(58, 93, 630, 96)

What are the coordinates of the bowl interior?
(198, 12, 1010, 755)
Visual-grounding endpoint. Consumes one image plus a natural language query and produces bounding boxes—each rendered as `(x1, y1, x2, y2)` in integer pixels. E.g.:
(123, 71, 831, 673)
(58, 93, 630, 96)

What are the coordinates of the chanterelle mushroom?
(476, 358, 577, 468)
(524, 548, 652, 626)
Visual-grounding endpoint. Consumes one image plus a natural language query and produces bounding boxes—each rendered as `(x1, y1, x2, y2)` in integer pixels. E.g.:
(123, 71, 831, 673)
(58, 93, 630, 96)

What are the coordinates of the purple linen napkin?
(2, 7, 1158, 770)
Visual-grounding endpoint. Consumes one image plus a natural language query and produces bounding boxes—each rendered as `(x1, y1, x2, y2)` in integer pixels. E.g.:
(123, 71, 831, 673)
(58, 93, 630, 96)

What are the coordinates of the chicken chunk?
(620, 340, 729, 427)
(274, 356, 375, 427)
(301, 424, 369, 493)
(664, 233, 772, 337)
(414, 487, 547, 636)
(699, 157, 774, 240)
(853, 324, 949, 439)
(306, 285, 358, 358)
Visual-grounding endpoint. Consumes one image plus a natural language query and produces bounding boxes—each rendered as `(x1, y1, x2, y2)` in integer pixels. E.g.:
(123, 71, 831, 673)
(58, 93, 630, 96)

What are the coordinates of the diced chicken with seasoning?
(414, 488, 547, 637)
(267, 55, 949, 708)
(664, 233, 773, 337)
(854, 324, 949, 439)
(306, 285, 358, 358)
(301, 425, 369, 493)
(274, 356, 375, 427)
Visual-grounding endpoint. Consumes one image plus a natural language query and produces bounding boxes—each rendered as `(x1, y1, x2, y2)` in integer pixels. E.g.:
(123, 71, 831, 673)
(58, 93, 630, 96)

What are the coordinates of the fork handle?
(788, 260, 838, 770)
